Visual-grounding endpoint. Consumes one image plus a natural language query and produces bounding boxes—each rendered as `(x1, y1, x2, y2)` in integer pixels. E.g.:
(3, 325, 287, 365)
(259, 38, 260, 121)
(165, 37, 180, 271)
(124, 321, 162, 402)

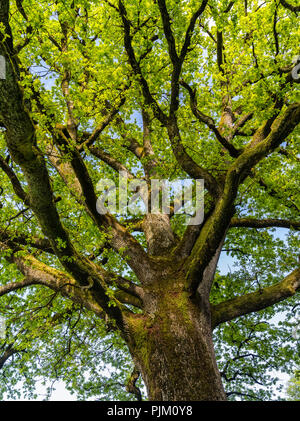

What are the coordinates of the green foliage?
(0, 0, 299, 401)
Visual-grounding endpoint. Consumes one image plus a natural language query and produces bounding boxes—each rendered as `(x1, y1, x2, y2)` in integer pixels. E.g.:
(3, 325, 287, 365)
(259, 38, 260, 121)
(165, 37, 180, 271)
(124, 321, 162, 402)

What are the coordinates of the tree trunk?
(125, 278, 227, 401)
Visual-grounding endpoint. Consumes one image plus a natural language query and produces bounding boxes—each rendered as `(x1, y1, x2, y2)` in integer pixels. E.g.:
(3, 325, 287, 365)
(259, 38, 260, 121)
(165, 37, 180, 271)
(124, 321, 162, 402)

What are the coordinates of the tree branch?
(0, 4, 91, 285)
(0, 228, 53, 254)
(211, 268, 300, 329)
(0, 3, 127, 330)
(167, 116, 222, 199)
(179, 0, 209, 64)
(180, 81, 241, 157)
(185, 104, 300, 295)
(0, 155, 30, 206)
(279, 0, 300, 12)
(238, 103, 300, 179)
(251, 170, 299, 213)
(0, 344, 21, 369)
(157, 0, 208, 113)
(0, 244, 132, 328)
(230, 217, 300, 230)
(89, 146, 134, 179)
(156, 0, 179, 66)
(0, 277, 39, 297)
(118, 0, 167, 125)
(54, 136, 152, 283)
(78, 97, 126, 151)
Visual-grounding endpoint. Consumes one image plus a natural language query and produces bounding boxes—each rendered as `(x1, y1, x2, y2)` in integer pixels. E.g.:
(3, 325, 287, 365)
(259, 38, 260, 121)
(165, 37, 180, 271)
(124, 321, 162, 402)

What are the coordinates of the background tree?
(0, 0, 299, 401)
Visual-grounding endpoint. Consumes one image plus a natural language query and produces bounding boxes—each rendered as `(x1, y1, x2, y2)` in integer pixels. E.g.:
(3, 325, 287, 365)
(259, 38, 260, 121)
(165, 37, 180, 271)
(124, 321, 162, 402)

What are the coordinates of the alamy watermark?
(292, 316, 300, 340)
(292, 56, 300, 81)
(0, 56, 6, 80)
(0, 316, 5, 339)
(96, 172, 204, 226)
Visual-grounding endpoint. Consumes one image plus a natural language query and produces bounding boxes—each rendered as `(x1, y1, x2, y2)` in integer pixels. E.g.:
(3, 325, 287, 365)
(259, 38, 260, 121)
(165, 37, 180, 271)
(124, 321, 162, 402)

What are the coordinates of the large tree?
(0, 0, 299, 401)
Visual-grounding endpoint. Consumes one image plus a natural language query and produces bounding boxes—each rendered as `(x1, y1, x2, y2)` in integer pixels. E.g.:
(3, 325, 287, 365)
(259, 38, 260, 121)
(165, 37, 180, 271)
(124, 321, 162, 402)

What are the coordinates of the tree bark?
(125, 276, 227, 401)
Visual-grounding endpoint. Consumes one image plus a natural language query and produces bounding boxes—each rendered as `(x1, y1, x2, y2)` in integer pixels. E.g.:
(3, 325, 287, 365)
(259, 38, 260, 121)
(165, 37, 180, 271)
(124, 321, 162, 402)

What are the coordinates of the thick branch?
(0, 246, 131, 327)
(0, 250, 104, 317)
(237, 103, 300, 180)
(0, 277, 38, 297)
(230, 217, 300, 230)
(0, 345, 20, 369)
(0, 228, 53, 254)
(211, 268, 300, 328)
(0, 155, 30, 205)
(47, 146, 83, 201)
(279, 0, 300, 12)
(185, 104, 300, 294)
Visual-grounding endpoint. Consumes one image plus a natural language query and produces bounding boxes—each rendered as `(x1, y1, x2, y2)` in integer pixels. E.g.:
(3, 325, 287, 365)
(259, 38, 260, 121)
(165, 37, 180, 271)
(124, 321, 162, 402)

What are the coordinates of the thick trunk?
(125, 280, 226, 401)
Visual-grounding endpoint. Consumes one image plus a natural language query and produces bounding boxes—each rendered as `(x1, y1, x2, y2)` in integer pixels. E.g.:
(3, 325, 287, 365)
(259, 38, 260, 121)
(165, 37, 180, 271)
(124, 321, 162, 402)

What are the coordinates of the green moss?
(127, 286, 198, 379)
(127, 315, 154, 372)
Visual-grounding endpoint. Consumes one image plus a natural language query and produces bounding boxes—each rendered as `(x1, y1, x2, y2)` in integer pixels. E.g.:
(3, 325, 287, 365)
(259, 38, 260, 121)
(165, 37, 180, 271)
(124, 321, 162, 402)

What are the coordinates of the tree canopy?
(0, 0, 299, 401)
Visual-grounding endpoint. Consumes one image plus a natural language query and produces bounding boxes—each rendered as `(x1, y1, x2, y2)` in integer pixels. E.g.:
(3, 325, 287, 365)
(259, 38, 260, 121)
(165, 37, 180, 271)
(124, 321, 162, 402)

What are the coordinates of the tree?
(0, 0, 299, 401)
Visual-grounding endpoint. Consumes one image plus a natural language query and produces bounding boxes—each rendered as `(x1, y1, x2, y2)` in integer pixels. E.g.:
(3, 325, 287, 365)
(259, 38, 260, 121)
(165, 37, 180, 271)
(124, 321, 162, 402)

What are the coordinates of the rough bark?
(125, 275, 227, 401)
